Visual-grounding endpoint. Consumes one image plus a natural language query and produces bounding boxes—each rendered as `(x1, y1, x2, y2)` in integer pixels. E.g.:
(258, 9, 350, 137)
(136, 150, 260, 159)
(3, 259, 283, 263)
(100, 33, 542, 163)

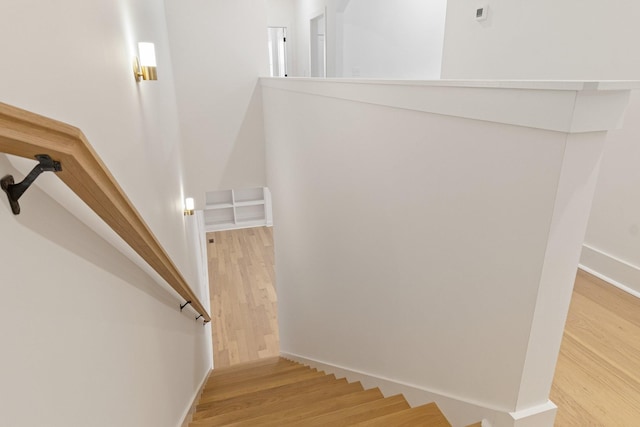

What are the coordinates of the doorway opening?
(310, 13, 326, 77)
(207, 227, 278, 368)
(267, 27, 288, 77)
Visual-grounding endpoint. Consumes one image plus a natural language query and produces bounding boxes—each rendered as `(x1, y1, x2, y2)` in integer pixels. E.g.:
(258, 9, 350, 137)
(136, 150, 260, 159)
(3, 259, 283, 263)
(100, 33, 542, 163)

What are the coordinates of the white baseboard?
(509, 401, 557, 427)
(179, 369, 212, 427)
(281, 352, 556, 427)
(205, 221, 270, 233)
(580, 244, 640, 298)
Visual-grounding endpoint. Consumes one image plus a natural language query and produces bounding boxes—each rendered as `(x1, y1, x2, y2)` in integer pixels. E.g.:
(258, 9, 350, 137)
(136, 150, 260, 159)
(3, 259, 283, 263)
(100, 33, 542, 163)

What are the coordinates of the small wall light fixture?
(134, 42, 158, 82)
(184, 197, 195, 216)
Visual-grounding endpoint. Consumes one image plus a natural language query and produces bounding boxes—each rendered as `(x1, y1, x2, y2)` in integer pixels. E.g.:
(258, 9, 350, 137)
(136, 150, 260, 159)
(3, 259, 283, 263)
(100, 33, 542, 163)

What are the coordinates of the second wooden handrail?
(0, 102, 211, 322)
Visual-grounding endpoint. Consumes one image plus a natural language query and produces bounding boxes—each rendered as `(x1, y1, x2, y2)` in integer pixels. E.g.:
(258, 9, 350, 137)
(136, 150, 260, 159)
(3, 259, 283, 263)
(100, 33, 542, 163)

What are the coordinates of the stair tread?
(199, 369, 325, 403)
(190, 359, 456, 427)
(466, 423, 483, 427)
(202, 365, 311, 392)
(190, 380, 364, 425)
(195, 378, 351, 420)
(210, 357, 288, 376)
(207, 358, 297, 383)
(223, 388, 384, 426)
(351, 402, 452, 427)
(278, 394, 411, 426)
(194, 374, 336, 416)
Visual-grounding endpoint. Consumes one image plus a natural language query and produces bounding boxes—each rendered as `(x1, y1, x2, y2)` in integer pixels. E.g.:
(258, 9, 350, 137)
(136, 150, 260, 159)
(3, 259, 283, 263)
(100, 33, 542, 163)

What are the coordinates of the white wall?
(165, 0, 270, 207)
(581, 92, 640, 294)
(0, 0, 195, 278)
(0, 1, 211, 425)
(268, 0, 297, 30)
(292, 0, 447, 78)
(441, 0, 640, 80)
(340, 0, 446, 78)
(441, 0, 640, 297)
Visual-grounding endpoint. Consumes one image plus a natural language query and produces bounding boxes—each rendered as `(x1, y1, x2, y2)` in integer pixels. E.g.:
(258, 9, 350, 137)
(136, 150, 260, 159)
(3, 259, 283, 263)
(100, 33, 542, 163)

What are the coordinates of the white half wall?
(165, 0, 270, 207)
(0, 1, 211, 425)
(261, 78, 633, 426)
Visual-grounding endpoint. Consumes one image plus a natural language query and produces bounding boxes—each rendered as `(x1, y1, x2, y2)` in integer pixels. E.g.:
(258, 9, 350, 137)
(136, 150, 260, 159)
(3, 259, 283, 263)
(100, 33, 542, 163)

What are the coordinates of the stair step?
(202, 364, 310, 391)
(278, 393, 411, 426)
(189, 357, 469, 427)
(351, 402, 452, 427)
(194, 378, 345, 421)
(225, 388, 384, 426)
(209, 357, 290, 377)
(194, 374, 336, 416)
(199, 368, 325, 403)
(206, 358, 296, 384)
(190, 380, 364, 425)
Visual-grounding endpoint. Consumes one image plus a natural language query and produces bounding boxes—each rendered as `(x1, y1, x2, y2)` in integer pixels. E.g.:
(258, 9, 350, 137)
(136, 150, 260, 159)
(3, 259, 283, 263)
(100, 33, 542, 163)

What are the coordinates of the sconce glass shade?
(185, 197, 195, 211)
(134, 42, 158, 82)
(138, 42, 157, 66)
(184, 197, 195, 216)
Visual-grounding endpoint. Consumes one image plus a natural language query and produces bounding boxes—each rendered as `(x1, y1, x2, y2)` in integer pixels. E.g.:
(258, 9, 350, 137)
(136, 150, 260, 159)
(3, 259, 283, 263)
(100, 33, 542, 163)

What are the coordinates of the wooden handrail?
(0, 102, 211, 322)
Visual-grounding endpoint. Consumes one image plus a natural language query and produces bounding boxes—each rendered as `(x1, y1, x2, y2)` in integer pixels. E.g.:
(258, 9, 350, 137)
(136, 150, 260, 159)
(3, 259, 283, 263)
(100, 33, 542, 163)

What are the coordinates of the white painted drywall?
(291, 0, 447, 78)
(0, 0, 195, 278)
(441, 0, 640, 80)
(0, 1, 211, 425)
(581, 92, 640, 294)
(440, 0, 640, 298)
(261, 78, 628, 424)
(340, 0, 446, 78)
(164, 0, 270, 207)
(268, 0, 297, 29)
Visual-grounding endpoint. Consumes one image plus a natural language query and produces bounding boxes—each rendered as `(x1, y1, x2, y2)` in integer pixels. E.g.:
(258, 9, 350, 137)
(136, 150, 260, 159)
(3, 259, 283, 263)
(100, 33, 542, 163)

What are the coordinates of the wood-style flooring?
(207, 227, 279, 368)
(551, 269, 640, 426)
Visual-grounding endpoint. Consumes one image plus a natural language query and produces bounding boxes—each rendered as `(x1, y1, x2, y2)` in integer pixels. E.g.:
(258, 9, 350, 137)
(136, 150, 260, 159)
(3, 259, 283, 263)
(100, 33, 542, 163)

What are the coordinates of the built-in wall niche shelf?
(204, 187, 273, 232)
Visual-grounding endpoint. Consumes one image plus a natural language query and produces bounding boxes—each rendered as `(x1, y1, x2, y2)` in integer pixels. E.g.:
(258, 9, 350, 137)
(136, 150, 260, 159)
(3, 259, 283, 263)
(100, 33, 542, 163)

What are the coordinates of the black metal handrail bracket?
(1, 154, 62, 215)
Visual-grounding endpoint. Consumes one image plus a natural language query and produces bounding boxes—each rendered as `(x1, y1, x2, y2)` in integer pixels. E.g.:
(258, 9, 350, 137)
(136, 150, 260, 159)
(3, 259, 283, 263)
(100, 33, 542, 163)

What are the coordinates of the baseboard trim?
(580, 244, 640, 298)
(281, 352, 556, 427)
(179, 369, 212, 427)
(509, 401, 557, 427)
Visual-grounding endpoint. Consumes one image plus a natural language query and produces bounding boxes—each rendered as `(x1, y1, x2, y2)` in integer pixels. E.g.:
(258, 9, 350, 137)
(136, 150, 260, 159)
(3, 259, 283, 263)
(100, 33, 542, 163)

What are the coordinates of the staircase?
(188, 357, 471, 426)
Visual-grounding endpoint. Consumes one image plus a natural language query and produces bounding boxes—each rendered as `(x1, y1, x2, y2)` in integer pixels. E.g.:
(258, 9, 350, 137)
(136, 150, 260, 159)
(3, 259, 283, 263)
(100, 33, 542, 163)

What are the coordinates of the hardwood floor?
(207, 227, 279, 368)
(551, 269, 640, 426)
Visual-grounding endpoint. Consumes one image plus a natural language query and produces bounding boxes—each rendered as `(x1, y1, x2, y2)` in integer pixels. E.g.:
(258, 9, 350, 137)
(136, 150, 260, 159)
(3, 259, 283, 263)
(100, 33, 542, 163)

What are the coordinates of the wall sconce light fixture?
(134, 42, 158, 82)
(184, 197, 195, 216)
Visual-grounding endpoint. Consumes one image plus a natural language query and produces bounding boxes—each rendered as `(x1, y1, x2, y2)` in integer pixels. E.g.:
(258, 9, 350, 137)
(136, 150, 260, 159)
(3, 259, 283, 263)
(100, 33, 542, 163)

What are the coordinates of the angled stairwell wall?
(0, 1, 212, 426)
